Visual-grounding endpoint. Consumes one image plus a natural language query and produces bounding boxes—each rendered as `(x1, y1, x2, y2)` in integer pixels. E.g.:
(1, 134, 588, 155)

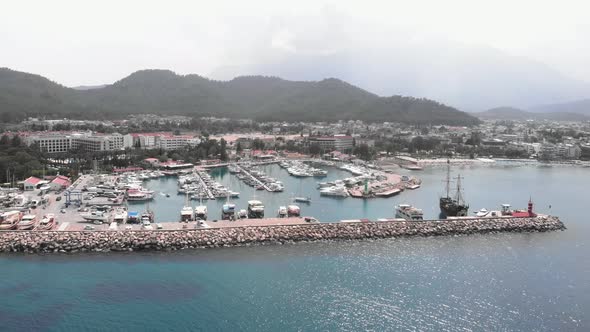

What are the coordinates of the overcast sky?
(1, 0, 589, 87)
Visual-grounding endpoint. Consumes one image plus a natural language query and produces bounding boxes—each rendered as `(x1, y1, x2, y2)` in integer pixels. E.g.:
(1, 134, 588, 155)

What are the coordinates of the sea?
(1, 163, 588, 331)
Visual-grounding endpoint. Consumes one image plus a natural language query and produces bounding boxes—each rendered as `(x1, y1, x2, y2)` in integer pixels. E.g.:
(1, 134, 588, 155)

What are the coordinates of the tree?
(236, 141, 243, 154)
(219, 138, 228, 161)
(309, 143, 321, 156)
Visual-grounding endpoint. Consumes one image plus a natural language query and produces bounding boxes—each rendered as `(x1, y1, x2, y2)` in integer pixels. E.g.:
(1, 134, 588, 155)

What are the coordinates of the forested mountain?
(475, 107, 589, 121)
(0, 68, 480, 125)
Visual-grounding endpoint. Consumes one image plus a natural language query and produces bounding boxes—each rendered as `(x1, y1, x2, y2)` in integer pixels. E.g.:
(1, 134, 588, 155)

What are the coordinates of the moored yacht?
(180, 206, 194, 222)
(221, 203, 236, 220)
(287, 204, 301, 217)
(395, 204, 424, 221)
(277, 206, 288, 218)
(80, 210, 109, 223)
(247, 200, 265, 218)
(17, 214, 37, 230)
(195, 205, 207, 220)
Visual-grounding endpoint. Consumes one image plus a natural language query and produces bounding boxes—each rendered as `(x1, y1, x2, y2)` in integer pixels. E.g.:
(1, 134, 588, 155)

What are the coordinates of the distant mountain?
(72, 84, 107, 90)
(0, 68, 480, 125)
(211, 45, 590, 111)
(475, 106, 589, 121)
(529, 99, 590, 116)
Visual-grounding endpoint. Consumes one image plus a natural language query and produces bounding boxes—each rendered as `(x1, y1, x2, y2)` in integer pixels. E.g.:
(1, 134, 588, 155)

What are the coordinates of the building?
(157, 135, 200, 150)
(72, 133, 128, 152)
(25, 132, 132, 153)
(23, 177, 41, 191)
(49, 175, 71, 191)
(307, 135, 354, 152)
(131, 133, 200, 150)
(25, 133, 73, 153)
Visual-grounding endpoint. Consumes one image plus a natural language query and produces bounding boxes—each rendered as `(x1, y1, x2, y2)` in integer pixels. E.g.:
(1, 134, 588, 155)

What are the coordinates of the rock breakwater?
(0, 216, 565, 254)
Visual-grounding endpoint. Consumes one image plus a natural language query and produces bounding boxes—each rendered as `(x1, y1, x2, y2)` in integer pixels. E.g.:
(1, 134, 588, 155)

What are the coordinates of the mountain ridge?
(0, 68, 480, 125)
(474, 106, 589, 121)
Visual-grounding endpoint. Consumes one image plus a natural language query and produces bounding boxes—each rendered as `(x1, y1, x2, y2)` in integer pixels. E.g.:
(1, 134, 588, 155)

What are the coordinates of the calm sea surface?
(1, 164, 588, 331)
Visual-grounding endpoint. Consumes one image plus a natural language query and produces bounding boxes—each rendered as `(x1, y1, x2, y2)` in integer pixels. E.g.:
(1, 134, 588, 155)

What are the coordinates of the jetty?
(0, 215, 565, 254)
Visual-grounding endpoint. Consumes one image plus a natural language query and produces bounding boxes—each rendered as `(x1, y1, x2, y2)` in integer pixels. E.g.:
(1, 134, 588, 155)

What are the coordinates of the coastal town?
(0, 113, 572, 253)
(6, 114, 590, 163)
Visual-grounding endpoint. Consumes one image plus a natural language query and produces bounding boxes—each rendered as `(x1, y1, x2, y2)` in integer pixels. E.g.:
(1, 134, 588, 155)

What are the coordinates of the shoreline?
(0, 216, 565, 254)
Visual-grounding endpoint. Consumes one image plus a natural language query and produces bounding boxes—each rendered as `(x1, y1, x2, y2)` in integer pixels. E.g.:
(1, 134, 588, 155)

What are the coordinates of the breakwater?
(0, 216, 565, 254)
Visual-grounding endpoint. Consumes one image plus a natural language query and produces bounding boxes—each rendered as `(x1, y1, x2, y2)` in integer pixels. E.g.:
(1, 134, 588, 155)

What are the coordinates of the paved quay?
(0, 216, 566, 254)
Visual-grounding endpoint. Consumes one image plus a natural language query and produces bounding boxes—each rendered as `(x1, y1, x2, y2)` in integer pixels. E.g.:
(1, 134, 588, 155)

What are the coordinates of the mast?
(454, 174, 464, 204)
(445, 159, 451, 198)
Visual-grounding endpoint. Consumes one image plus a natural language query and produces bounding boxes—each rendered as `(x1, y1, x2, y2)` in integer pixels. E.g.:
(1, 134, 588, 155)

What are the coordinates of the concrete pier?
(0, 216, 565, 254)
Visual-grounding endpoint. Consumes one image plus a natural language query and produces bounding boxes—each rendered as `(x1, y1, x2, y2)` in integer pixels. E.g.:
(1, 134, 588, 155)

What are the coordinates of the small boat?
(180, 206, 194, 222)
(38, 214, 55, 230)
(237, 209, 248, 219)
(221, 203, 236, 220)
(277, 206, 288, 218)
(475, 208, 489, 217)
(141, 219, 153, 230)
(80, 210, 109, 223)
(0, 211, 22, 230)
(395, 204, 424, 221)
(247, 200, 265, 219)
(287, 205, 301, 217)
(17, 214, 37, 230)
(294, 196, 312, 203)
(195, 205, 208, 220)
(230, 191, 240, 198)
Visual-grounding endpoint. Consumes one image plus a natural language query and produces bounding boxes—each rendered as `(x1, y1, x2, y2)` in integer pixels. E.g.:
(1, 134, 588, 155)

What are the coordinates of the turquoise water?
(1, 165, 589, 331)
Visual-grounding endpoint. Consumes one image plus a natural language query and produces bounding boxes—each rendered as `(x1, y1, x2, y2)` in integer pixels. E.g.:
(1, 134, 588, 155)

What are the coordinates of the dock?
(234, 164, 272, 191)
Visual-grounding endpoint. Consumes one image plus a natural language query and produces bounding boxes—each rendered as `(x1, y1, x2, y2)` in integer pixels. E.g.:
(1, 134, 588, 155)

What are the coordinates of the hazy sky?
(1, 0, 589, 86)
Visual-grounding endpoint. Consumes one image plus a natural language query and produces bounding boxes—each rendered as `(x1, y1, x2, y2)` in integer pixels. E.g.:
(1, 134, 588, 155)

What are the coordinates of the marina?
(0, 161, 569, 234)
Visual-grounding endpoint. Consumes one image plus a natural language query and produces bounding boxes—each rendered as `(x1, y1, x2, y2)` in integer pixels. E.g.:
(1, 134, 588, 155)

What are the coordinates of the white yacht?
(287, 205, 301, 217)
(195, 205, 208, 220)
(395, 204, 424, 221)
(475, 208, 489, 217)
(277, 206, 288, 218)
(320, 186, 349, 197)
(80, 210, 109, 223)
(180, 206, 194, 222)
(247, 200, 265, 218)
(17, 214, 37, 230)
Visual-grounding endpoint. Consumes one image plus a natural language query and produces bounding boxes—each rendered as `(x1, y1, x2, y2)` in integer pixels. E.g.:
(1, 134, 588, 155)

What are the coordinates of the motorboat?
(180, 206, 194, 222)
(17, 214, 37, 230)
(80, 210, 109, 223)
(294, 197, 312, 203)
(0, 210, 22, 230)
(221, 203, 236, 220)
(277, 206, 288, 218)
(141, 219, 153, 230)
(287, 205, 301, 217)
(395, 204, 424, 221)
(237, 209, 248, 219)
(247, 200, 265, 219)
(112, 207, 128, 224)
(38, 213, 55, 230)
(319, 186, 349, 197)
(475, 208, 489, 217)
(195, 205, 208, 220)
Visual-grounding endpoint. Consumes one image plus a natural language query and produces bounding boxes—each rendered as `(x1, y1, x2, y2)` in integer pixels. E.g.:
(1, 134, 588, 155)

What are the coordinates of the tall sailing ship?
(439, 160, 469, 217)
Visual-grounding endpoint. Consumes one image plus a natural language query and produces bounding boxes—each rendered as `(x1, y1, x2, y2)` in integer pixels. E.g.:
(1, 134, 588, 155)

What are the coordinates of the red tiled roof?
(51, 175, 71, 186)
(24, 176, 41, 185)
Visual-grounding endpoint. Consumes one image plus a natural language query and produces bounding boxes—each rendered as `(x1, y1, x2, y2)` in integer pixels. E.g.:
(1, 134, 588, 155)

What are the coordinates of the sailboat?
(180, 192, 194, 222)
(293, 179, 311, 203)
(221, 193, 236, 220)
(439, 160, 469, 217)
(195, 197, 207, 220)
